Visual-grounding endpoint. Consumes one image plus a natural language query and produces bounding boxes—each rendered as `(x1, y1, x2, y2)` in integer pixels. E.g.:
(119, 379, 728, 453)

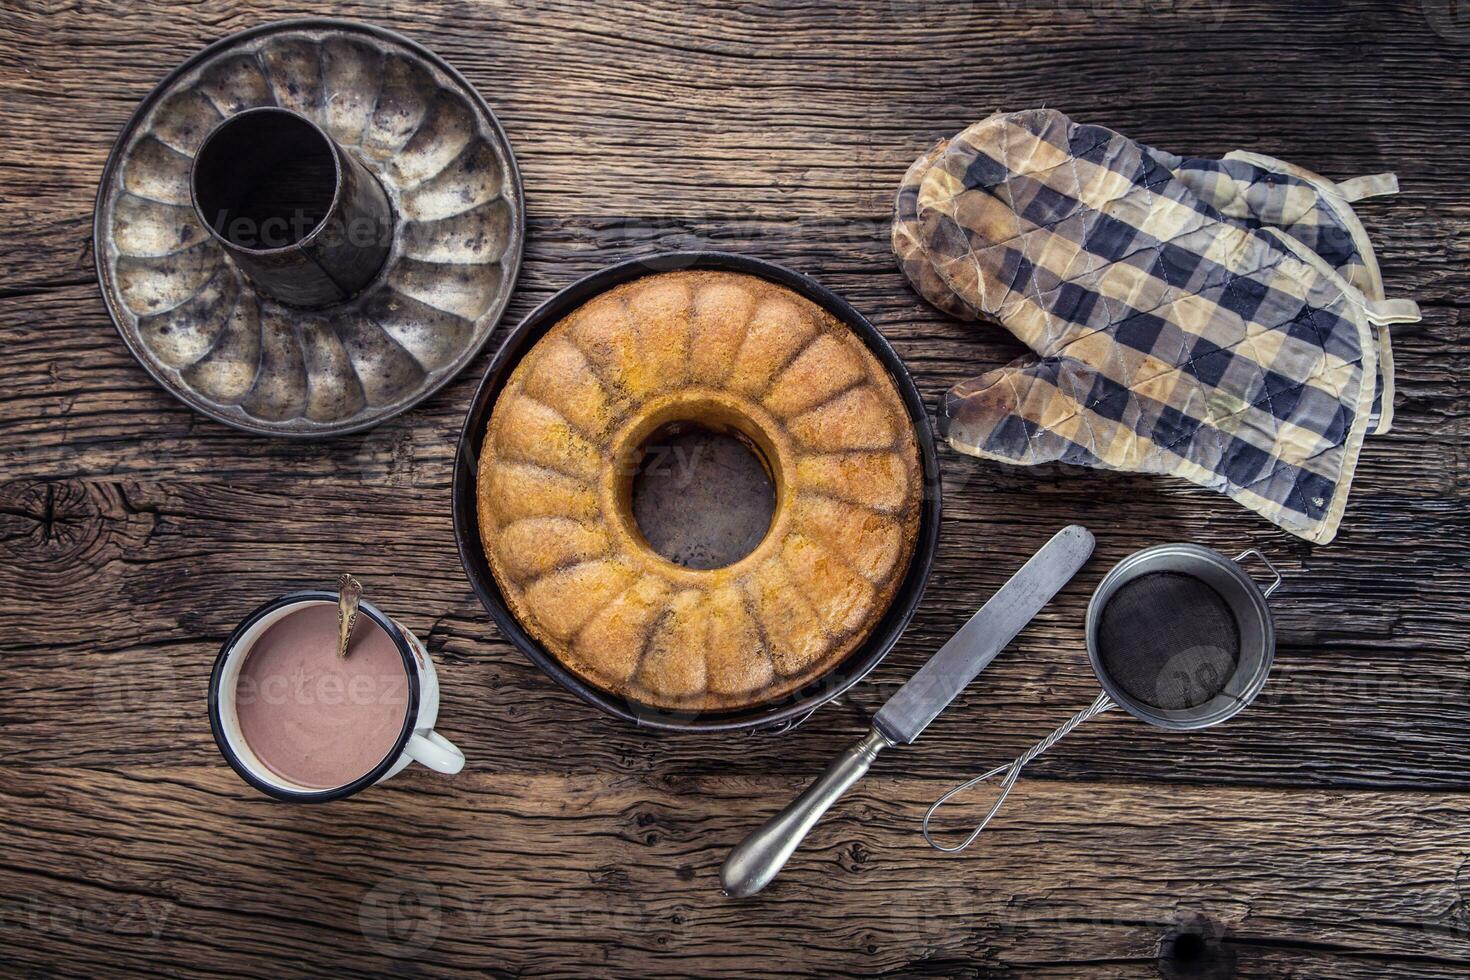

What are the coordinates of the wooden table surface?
(4, 1, 1469, 976)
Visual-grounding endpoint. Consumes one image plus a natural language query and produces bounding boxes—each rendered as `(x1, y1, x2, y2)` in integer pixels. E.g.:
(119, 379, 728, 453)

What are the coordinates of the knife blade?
(720, 524, 1095, 897)
(873, 524, 1095, 744)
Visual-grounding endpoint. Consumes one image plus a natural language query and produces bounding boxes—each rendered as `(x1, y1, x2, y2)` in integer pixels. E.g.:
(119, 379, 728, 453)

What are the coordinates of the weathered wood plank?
(3, 766, 1470, 977)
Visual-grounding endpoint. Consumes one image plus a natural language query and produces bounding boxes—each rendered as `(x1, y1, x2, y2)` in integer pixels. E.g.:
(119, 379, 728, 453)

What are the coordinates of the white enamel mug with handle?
(208, 591, 464, 802)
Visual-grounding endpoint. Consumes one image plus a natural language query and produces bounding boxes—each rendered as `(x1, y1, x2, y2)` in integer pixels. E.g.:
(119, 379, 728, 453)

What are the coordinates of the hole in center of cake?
(629, 421, 776, 570)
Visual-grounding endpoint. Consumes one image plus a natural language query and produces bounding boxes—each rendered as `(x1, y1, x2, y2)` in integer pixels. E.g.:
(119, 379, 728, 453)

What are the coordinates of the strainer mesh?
(1097, 572, 1241, 710)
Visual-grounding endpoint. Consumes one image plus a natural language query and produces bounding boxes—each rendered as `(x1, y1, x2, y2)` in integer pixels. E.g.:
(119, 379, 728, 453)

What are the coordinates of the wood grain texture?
(7, 766, 1470, 977)
(2, 0, 1468, 975)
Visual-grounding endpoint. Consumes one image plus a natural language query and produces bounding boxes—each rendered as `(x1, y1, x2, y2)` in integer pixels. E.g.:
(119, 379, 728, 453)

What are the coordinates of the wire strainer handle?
(1233, 548, 1283, 598)
(922, 691, 1116, 852)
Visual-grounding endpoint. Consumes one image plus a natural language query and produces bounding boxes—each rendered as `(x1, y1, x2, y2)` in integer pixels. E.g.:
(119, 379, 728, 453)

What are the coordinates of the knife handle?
(721, 728, 892, 898)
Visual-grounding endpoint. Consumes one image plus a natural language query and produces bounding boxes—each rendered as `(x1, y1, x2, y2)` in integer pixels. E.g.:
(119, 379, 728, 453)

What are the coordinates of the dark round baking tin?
(452, 251, 942, 733)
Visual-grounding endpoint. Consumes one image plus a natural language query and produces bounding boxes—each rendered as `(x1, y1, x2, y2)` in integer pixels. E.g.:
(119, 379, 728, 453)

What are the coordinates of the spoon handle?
(336, 574, 363, 660)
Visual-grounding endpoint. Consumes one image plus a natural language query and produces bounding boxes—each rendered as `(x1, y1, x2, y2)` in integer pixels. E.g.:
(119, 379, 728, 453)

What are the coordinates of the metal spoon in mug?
(720, 525, 1096, 898)
(336, 573, 363, 660)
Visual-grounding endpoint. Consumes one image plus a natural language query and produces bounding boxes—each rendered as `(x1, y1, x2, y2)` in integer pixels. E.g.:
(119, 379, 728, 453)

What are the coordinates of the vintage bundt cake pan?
(94, 19, 524, 436)
(453, 253, 942, 733)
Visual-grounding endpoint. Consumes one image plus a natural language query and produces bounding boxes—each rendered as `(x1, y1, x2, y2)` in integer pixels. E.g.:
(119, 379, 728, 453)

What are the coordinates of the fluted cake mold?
(94, 18, 524, 436)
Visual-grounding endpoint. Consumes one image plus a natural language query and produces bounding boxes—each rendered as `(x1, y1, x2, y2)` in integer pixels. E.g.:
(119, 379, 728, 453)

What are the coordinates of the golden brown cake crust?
(477, 270, 922, 711)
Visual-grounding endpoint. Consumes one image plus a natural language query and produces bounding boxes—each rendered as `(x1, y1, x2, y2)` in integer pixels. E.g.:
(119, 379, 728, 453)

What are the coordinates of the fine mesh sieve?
(923, 544, 1281, 852)
(1096, 572, 1239, 711)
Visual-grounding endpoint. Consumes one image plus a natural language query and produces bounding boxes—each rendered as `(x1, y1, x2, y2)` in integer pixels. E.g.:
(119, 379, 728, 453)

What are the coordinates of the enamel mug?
(208, 591, 465, 802)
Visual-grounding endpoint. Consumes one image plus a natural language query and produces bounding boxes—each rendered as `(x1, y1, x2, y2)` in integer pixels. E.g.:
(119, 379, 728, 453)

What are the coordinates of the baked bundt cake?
(476, 270, 923, 711)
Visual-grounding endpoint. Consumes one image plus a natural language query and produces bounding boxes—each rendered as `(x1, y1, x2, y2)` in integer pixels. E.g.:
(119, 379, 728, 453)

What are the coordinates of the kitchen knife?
(719, 524, 1095, 897)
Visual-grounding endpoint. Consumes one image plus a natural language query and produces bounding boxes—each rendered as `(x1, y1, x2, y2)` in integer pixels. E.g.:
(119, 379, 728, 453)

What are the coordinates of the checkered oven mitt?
(893, 109, 1419, 543)
(1168, 150, 1403, 433)
(897, 128, 1407, 433)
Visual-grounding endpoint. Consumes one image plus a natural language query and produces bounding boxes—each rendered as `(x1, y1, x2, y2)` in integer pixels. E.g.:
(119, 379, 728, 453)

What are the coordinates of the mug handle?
(406, 730, 465, 775)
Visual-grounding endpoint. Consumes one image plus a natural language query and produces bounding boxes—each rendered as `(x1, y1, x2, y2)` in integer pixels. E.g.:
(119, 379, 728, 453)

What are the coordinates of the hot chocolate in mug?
(209, 591, 464, 802)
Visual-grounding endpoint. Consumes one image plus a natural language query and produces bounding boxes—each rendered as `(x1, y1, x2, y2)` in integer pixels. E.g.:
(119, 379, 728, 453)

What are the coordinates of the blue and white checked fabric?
(1167, 150, 1402, 433)
(893, 109, 1419, 543)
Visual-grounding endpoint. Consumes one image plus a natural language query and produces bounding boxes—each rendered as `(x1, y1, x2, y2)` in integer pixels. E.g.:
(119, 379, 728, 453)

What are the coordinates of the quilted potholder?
(894, 124, 1406, 433)
(908, 109, 1419, 543)
(1168, 150, 1402, 432)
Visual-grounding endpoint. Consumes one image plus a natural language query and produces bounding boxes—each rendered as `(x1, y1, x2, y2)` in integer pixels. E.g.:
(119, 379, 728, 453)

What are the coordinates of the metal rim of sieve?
(1085, 544, 1278, 731)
